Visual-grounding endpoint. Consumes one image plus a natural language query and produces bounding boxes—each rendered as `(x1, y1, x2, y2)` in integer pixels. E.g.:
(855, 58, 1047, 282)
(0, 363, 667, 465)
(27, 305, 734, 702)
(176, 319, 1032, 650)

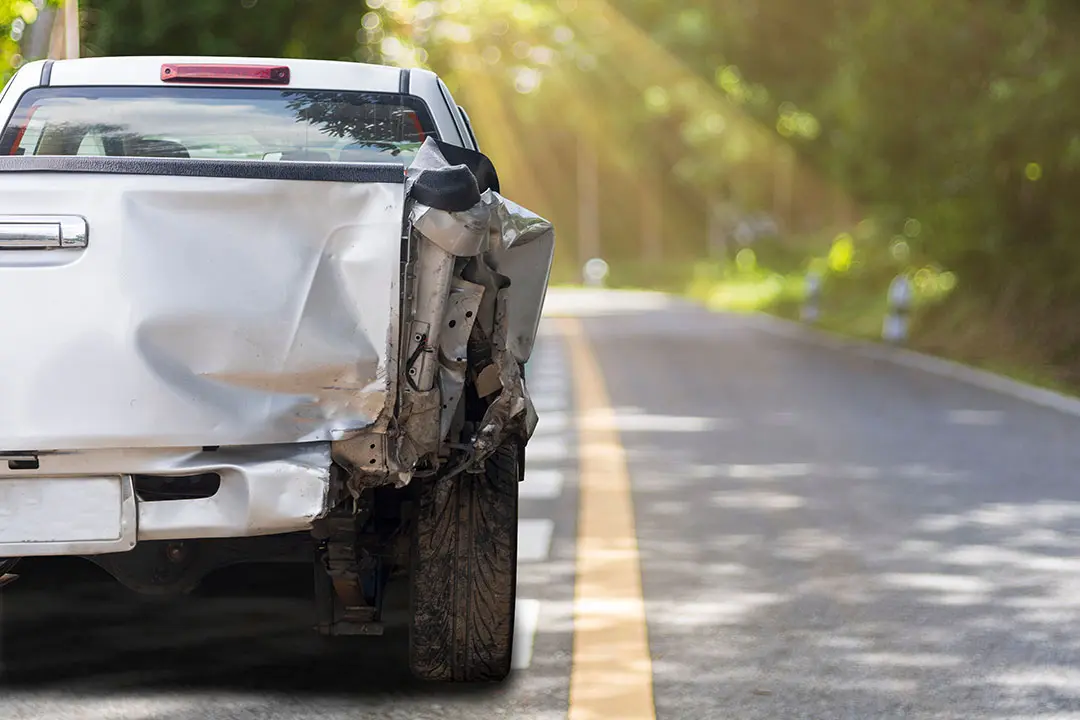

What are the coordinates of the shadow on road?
(0, 557, 507, 701)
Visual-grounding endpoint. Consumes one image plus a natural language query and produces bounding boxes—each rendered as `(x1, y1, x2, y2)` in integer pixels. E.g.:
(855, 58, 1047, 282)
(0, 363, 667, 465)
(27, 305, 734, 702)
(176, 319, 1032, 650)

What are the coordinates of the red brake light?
(160, 64, 290, 85)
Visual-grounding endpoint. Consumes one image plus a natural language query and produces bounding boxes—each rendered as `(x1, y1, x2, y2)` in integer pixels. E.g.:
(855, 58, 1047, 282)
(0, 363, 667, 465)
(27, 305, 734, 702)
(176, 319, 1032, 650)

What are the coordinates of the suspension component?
(313, 512, 385, 636)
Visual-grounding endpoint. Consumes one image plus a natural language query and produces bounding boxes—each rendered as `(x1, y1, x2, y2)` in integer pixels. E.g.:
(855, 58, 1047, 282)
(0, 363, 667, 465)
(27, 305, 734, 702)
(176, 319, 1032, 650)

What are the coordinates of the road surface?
(4, 289, 1080, 719)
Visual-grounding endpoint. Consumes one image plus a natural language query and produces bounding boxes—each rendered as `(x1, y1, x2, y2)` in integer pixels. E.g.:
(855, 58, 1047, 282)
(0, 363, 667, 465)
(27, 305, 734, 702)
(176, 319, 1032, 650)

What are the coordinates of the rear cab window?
(0, 86, 439, 163)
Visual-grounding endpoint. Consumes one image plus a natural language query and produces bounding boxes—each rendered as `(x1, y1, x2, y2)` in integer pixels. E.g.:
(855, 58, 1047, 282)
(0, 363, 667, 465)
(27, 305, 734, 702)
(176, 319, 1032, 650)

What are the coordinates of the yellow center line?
(560, 317, 656, 720)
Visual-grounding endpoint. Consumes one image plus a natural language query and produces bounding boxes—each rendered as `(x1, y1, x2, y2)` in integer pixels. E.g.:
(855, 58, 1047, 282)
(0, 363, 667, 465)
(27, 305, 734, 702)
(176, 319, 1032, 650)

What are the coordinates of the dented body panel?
(0, 173, 405, 450)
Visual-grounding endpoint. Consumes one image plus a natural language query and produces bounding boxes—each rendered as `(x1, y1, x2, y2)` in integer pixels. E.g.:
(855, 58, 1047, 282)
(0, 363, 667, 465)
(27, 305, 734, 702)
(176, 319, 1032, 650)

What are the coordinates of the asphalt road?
(5, 289, 1080, 719)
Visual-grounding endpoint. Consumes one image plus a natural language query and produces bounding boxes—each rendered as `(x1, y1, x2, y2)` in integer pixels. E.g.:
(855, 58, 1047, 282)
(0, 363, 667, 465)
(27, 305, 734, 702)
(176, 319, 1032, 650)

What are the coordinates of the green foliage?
(81, 0, 374, 60)
(1, 0, 46, 85)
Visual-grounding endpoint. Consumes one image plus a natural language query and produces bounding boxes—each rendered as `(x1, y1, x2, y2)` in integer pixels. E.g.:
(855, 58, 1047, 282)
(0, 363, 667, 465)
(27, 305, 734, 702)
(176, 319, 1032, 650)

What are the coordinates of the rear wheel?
(408, 439, 520, 682)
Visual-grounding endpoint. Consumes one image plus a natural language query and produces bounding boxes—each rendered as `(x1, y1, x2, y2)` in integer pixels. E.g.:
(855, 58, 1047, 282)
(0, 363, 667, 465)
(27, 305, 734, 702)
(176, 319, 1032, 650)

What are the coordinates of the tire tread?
(409, 441, 519, 682)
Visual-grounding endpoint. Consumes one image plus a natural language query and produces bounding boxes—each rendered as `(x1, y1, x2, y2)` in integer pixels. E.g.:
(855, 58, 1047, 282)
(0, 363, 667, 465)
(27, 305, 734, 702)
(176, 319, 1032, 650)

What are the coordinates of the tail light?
(161, 64, 290, 85)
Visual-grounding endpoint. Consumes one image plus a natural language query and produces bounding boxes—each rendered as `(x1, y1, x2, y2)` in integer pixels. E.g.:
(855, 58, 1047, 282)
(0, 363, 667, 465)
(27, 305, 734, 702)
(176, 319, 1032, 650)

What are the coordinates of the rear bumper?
(0, 443, 332, 558)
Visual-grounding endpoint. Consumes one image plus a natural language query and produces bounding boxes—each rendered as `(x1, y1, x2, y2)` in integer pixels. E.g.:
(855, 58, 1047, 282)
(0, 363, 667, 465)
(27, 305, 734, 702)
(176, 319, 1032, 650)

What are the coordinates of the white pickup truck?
(0, 56, 554, 682)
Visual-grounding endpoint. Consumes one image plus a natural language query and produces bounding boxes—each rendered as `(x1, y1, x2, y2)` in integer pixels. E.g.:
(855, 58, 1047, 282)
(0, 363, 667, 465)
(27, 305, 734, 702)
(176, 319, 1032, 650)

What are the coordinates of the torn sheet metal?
(411, 202, 491, 257)
(438, 278, 485, 441)
(391, 139, 552, 478)
(407, 137, 555, 365)
(471, 286, 539, 455)
(0, 175, 404, 451)
(483, 206, 555, 365)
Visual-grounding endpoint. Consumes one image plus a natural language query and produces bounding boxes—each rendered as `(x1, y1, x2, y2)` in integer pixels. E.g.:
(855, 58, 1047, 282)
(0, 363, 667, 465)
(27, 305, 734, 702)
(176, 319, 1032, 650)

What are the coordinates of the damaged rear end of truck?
(0, 58, 554, 682)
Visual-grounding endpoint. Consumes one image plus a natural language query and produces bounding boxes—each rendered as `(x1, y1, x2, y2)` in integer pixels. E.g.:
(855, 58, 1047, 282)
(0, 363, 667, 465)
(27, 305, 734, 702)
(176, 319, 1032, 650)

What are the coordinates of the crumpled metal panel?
(437, 278, 485, 440)
(412, 202, 491, 257)
(471, 286, 539, 454)
(407, 192, 553, 365)
(0, 175, 404, 451)
(136, 443, 332, 540)
(487, 193, 554, 251)
(403, 139, 552, 463)
(484, 201, 555, 365)
(407, 138, 555, 365)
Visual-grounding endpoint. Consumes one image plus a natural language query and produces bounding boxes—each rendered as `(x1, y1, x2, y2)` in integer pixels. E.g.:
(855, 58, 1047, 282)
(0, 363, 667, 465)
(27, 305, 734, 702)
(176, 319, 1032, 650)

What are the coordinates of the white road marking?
(512, 599, 542, 670)
(529, 383, 569, 403)
(532, 410, 570, 435)
(541, 287, 675, 316)
(532, 397, 568, 413)
(532, 361, 567, 377)
(521, 469, 565, 500)
(585, 411, 719, 433)
(511, 331, 569, 672)
(524, 436, 570, 462)
(518, 518, 555, 563)
(948, 409, 1005, 425)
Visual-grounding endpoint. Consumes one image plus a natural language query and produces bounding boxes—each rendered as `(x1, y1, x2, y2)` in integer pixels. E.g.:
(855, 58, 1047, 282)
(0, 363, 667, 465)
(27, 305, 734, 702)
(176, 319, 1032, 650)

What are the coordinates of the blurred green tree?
(1, 0, 44, 84)
(81, 0, 374, 61)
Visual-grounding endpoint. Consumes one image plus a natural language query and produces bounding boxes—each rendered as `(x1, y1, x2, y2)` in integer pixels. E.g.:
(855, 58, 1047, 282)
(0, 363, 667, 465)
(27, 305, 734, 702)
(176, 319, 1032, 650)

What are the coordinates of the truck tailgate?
(0, 171, 405, 450)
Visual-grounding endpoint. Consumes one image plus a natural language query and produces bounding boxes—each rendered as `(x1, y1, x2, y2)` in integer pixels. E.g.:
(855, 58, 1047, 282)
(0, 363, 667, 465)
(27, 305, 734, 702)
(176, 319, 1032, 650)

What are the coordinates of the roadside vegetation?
(550, 232, 1073, 394)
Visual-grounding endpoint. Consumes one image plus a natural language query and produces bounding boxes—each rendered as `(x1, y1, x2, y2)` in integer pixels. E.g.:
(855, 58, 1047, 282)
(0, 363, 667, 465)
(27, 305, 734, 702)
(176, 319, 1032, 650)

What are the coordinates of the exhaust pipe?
(0, 558, 20, 589)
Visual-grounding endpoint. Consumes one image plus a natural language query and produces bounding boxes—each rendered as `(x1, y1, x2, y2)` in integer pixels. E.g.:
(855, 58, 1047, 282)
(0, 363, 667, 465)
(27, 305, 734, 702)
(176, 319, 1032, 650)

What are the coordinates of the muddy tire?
(408, 440, 520, 682)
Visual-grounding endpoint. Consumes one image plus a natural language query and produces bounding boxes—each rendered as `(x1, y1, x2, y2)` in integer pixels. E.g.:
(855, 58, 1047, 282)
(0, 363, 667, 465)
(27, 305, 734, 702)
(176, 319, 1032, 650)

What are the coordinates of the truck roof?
(33, 56, 431, 94)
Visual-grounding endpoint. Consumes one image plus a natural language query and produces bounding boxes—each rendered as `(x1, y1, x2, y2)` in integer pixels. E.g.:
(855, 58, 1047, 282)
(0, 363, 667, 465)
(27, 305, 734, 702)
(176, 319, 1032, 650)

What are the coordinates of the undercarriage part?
(88, 533, 312, 595)
(0, 557, 18, 589)
(312, 489, 409, 636)
(314, 514, 383, 636)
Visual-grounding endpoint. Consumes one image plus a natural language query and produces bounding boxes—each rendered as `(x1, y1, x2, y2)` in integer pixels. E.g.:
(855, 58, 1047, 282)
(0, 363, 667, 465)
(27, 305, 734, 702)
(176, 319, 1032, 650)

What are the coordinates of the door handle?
(0, 216, 88, 250)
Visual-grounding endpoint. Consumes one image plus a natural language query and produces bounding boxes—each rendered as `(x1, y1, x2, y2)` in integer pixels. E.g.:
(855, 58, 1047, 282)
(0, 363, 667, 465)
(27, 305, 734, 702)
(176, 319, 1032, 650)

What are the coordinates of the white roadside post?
(883, 275, 913, 343)
(63, 0, 79, 59)
(801, 271, 822, 323)
(583, 257, 609, 288)
(22, 0, 57, 61)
